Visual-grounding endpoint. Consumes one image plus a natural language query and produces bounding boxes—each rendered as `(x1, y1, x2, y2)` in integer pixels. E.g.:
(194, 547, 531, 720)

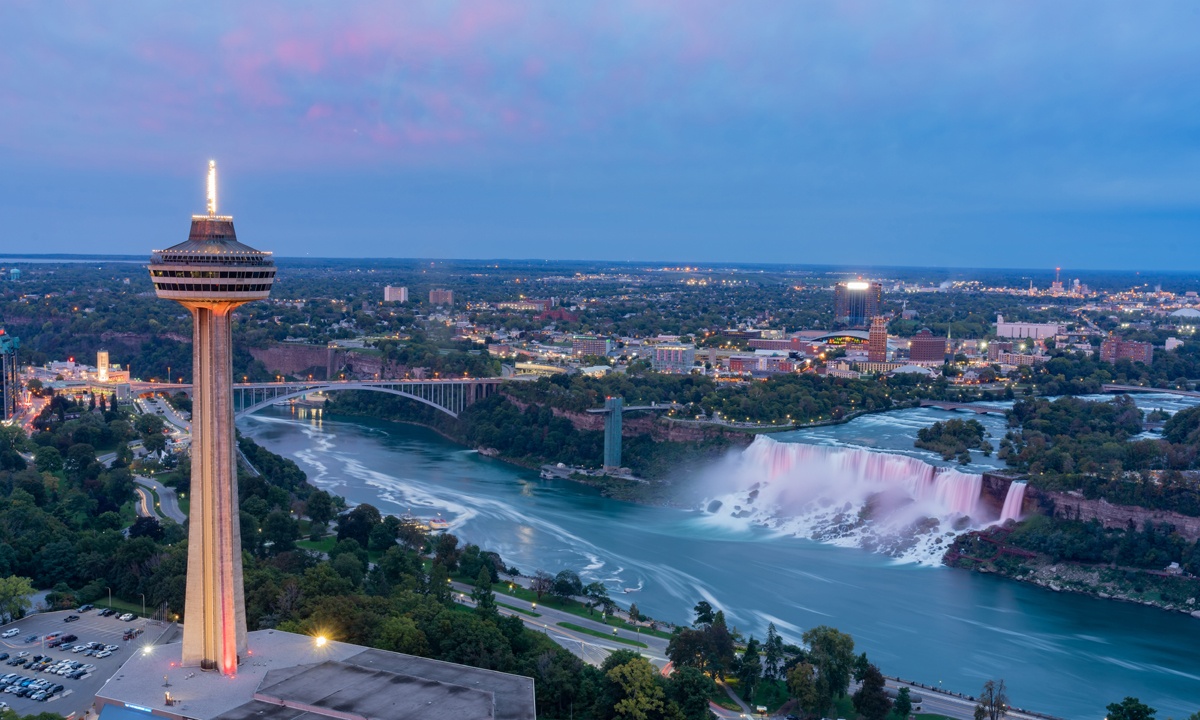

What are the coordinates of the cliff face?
(502, 395, 754, 446)
(980, 472, 1200, 541)
(1030, 488, 1200, 541)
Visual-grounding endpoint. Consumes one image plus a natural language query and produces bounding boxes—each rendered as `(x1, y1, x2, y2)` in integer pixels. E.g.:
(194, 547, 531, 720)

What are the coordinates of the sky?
(2, 1, 1200, 269)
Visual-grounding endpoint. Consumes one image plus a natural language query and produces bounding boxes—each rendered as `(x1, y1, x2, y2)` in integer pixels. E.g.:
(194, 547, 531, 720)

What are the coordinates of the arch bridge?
(132, 378, 505, 419)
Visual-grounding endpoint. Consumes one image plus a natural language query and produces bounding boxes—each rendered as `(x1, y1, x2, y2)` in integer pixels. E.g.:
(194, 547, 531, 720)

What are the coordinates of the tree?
(763, 622, 783, 680)
(0, 576, 35, 622)
(1105, 698, 1156, 720)
(628, 602, 640, 622)
(472, 567, 497, 618)
(802, 625, 855, 711)
(852, 664, 892, 720)
(584, 581, 614, 614)
(368, 521, 397, 552)
(665, 666, 717, 720)
(894, 687, 913, 719)
(531, 570, 553, 600)
(305, 490, 335, 525)
(693, 600, 715, 626)
(128, 516, 164, 541)
(552, 569, 583, 600)
(335, 503, 382, 547)
(737, 636, 762, 700)
(606, 655, 665, 720)
(433, 533, 461, 570)
(786, 662, 822, 717)
(262, 510, 299, 553)
(974, 680, 1010, 720)
(34, 445, 63, 474)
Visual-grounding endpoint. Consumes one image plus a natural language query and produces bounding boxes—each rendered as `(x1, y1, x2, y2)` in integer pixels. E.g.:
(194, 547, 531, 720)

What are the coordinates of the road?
(133, 476, 186, 524)
(449, 581, 669, 667)
(133, 486, 155, 519)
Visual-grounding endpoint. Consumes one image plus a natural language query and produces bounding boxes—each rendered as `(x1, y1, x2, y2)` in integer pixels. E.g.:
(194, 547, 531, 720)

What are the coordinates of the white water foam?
(702, 436, 1014, 565)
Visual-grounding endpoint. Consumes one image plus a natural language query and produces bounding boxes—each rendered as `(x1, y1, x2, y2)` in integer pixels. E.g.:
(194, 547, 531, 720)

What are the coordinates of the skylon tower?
(148, 161, 275, 674)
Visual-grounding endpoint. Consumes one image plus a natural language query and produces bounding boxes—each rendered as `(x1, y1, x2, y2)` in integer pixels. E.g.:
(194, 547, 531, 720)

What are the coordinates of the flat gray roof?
(94, 629, 535, 720)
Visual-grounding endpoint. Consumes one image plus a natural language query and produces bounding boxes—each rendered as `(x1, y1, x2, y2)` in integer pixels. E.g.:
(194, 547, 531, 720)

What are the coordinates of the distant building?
(428, 288, 454, 305)
(571, 335, 611, 356)
(1166, 337, 1184, 352)
(7, 269, 19, 282)
(653, 344, 696, 373)
(1100, 338, 1154, 365)
(498, 298, 556, 312)
(908, 328, 948, 364)
(996, 352, 1047, 367)
(384, 285, 408, 303)
(97, 350, 109, 383)
(868, 316, 888, 363)
(994, 314, 1062, 340)
(834, 281, 882, 328)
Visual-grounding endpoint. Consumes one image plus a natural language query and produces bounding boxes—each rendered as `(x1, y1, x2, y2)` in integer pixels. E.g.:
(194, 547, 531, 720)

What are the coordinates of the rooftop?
(95, 629, 535, 720)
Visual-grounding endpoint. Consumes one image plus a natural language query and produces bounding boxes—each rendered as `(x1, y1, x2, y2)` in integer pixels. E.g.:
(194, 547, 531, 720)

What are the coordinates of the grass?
(750, 679, 789, 713)
(497, 602, 540, 617)
(556, 622, 648, 648)
(487, 582, 674, 639)
(296, 536, 385, 562)
(97, 598, 146, 617)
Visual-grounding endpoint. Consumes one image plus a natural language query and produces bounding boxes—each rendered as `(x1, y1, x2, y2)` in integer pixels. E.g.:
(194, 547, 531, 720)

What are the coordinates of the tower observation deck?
(148, 161, 275, 675)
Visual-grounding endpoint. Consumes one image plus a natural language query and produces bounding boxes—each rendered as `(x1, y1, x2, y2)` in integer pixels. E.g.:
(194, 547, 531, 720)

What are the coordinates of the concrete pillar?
(181, 304, 247, 673)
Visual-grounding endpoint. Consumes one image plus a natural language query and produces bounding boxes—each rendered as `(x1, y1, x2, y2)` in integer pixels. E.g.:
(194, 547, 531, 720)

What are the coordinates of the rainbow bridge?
(130, 378, 505, 419)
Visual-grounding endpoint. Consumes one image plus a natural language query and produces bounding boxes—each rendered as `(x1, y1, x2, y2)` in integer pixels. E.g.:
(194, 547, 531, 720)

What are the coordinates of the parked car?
(0, 654, 8, 661)
(63, 615, 79, 623)
(77, 605, 93, 612)
(96, 650, 112, 659)
(22, 635, 37, 643)
(118, 613, 135, 622)
(0, 629, 17, 639)
(61, 635, 77, 643)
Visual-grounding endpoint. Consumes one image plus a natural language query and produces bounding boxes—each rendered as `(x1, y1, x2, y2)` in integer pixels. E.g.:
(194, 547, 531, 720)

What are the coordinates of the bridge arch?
(232, 380, 501, 420)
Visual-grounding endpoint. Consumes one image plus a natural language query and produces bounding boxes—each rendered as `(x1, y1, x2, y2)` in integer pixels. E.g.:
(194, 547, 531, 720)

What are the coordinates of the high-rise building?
(384, 285, 408, 303)
(96, 350, 109, 383)
(0, 330, 18, 422)
(834, 281, 882, 328)
(908, 328, 948, 364)
(572, 335, 611, 356)
(867, 316, 888, 363)
(652, 344, 696, 373)
(1100, 338, 1154, 366)
(429, 288, 454, 305)
(147, 161, 276, 675)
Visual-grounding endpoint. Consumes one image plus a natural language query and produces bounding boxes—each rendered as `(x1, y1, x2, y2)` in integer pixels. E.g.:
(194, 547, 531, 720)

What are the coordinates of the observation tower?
(148, 161, 276, 674)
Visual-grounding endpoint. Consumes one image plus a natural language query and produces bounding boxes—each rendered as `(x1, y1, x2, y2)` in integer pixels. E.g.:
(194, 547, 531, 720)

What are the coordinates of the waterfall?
(704, 436, 997, 565)
(1000, 482, 1027, 523)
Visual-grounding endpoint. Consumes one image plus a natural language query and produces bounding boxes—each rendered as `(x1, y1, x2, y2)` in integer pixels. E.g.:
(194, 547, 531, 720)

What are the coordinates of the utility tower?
(147, 161, 276, 674)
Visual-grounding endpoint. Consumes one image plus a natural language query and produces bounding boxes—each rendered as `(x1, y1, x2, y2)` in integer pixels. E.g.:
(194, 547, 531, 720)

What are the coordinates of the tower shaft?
(182, 303, 247, 672)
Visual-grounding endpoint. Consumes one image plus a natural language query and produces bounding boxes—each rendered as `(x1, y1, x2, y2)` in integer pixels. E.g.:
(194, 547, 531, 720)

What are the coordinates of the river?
(239, 394, 1200, 719)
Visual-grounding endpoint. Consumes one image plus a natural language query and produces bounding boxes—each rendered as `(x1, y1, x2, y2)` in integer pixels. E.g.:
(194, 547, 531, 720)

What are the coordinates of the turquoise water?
(240, 396, 1200, 719)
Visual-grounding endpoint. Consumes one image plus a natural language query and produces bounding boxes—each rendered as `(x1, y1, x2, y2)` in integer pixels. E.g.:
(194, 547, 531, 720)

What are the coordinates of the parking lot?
(0, 608, 154, 718)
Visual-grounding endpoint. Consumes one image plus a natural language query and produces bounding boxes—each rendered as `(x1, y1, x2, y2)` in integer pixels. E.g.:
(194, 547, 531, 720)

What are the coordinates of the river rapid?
(240, 394, 1200, 719)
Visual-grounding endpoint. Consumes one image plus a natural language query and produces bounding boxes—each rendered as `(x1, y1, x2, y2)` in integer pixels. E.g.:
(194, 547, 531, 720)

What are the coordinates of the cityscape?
(1, 4, 1199, 720)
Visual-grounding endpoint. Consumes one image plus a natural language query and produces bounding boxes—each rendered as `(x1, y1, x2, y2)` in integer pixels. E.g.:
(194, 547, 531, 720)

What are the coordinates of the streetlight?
(140, 594, 146, 618)
(105, 587, 112, 610)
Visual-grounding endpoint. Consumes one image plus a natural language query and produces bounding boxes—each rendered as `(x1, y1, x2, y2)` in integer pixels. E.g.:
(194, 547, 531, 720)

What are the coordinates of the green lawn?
(97, 597, 148, 617)
(750, 679, 789, 713)
(297, 537, 338, 554)
(487, 582, 674, 639)
(556, 622, 648, 648)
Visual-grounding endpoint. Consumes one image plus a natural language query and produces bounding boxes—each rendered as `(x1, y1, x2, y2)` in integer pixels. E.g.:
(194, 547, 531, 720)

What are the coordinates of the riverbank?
(946, 526, 1200, 619)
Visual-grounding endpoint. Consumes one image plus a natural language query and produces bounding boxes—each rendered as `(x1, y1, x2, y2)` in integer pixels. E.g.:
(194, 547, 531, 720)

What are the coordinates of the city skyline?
(2, 2, 1200, 268)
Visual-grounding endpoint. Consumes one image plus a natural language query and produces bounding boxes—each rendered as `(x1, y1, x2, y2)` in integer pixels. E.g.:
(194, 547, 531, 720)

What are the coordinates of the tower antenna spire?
(206, 160, 217, 217)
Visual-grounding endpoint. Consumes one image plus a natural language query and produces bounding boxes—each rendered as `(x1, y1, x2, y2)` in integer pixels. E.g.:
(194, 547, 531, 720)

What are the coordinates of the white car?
(95, 650, 112, 659)
(118, 613, 134, 622)
(0, 630, 17, 639)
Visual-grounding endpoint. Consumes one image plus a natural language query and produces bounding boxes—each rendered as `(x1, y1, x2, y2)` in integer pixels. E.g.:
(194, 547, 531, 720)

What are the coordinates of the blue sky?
(2, 2, 1199, 269)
